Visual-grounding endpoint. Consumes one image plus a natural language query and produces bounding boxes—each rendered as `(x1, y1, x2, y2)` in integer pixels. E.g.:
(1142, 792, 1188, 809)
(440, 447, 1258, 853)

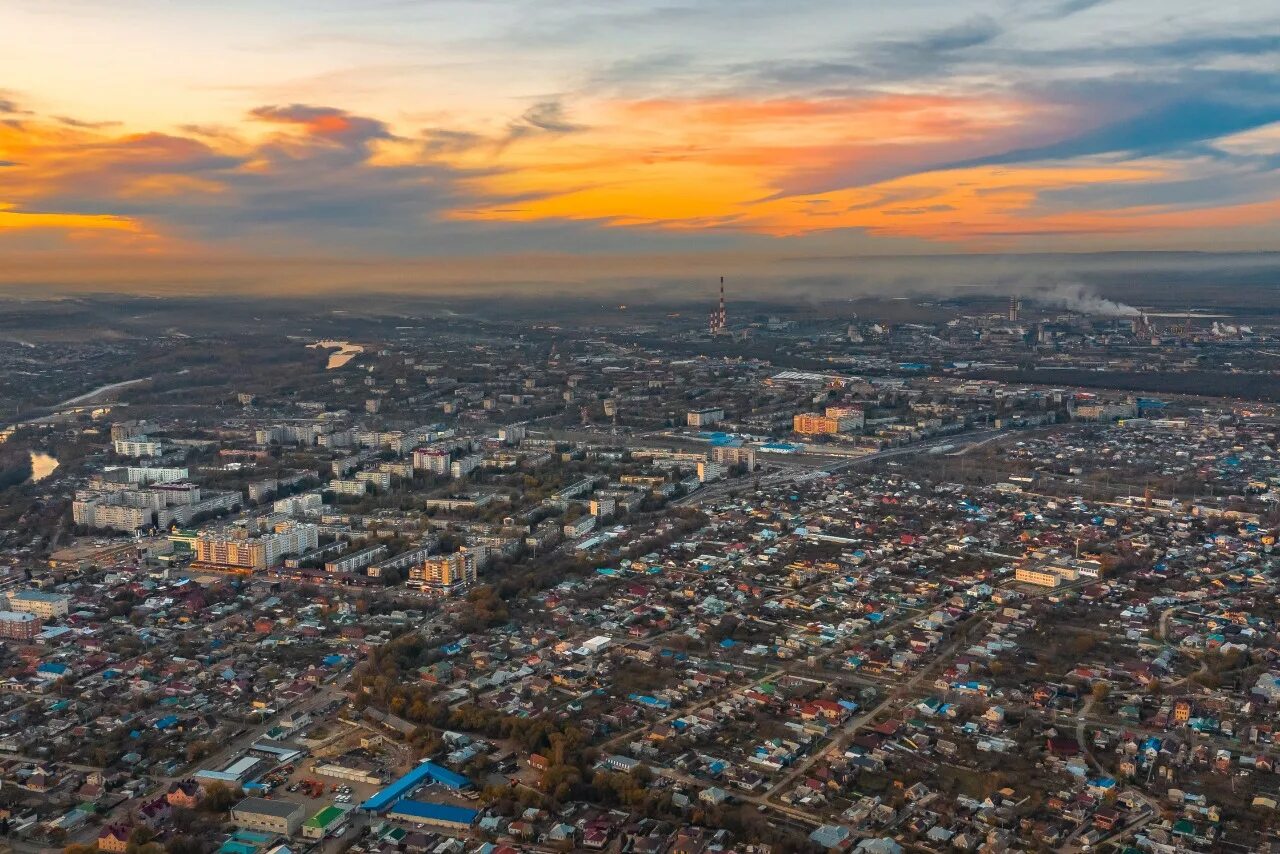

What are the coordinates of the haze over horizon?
(3, 0, 1280, 294)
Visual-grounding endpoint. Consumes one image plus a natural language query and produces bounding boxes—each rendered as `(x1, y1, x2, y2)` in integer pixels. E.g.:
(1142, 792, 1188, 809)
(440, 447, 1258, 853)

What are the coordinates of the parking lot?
(274, 755, 386, 811)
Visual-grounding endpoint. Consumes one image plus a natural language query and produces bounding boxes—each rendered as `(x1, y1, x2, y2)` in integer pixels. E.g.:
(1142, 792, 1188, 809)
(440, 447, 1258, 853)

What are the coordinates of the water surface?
(29, 451, 58, 482)
(309, 340, 364, 370)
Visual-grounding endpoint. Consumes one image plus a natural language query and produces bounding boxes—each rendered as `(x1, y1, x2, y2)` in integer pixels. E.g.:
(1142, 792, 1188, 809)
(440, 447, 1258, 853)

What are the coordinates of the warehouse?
(230, 797, 306, 836)
(194, 755, 262, 786)
(359, 761, 471, 813)
(314, 759, 383, 785)
(302, 804, 350, 840)
(384, 800, 478, 831)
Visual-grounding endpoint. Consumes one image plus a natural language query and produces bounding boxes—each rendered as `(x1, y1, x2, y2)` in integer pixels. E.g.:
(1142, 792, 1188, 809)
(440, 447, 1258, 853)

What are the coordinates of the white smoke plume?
(1029, 282, 1140, 316)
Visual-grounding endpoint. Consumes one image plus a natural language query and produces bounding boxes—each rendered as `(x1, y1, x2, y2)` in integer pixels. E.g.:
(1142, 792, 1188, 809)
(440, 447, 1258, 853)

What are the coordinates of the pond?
(29, 451, 59, 482)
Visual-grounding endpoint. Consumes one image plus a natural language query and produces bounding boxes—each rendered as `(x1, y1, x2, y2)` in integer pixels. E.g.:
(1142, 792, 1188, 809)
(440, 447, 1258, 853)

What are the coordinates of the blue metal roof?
(361, 761, 471, 812)
(385, 799, 478, 825)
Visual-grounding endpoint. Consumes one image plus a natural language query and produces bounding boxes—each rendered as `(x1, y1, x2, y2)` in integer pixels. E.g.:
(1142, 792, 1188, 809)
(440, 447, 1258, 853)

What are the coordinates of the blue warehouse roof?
(361, 761, 471, 812)
(385, 799, 478, 825)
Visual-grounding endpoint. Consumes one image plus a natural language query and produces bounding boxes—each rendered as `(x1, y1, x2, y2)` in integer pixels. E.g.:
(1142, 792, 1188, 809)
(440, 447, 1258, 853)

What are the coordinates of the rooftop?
(385, 799, 478, 825)
(231, 797, 303, 819)
(360, 761, 471, 812)
(304, 804, 346, 828)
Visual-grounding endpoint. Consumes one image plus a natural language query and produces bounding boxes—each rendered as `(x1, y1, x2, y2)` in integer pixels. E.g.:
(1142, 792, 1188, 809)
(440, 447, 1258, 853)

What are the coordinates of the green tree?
(200, 782, 243, 813)
(166, 836, 207, 854)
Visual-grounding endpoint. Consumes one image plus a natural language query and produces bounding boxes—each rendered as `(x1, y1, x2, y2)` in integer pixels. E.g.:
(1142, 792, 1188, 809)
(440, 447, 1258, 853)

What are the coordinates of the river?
(309, 340, 364, 370)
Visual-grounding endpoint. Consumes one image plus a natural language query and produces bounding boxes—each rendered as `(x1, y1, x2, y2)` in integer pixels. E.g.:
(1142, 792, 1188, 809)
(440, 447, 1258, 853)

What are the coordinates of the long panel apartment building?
(7, 590, 71, 619)
(193, 522, 319, 573)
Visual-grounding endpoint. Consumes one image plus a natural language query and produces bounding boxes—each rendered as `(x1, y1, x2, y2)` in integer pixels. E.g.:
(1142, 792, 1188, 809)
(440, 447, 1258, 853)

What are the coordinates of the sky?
(1, 0, 1279, 294)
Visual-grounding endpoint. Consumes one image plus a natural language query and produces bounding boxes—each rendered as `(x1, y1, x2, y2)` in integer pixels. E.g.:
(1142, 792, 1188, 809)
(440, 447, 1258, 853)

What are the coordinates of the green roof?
(305, 805, 345, 829)
(376, 825, 407, 842)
